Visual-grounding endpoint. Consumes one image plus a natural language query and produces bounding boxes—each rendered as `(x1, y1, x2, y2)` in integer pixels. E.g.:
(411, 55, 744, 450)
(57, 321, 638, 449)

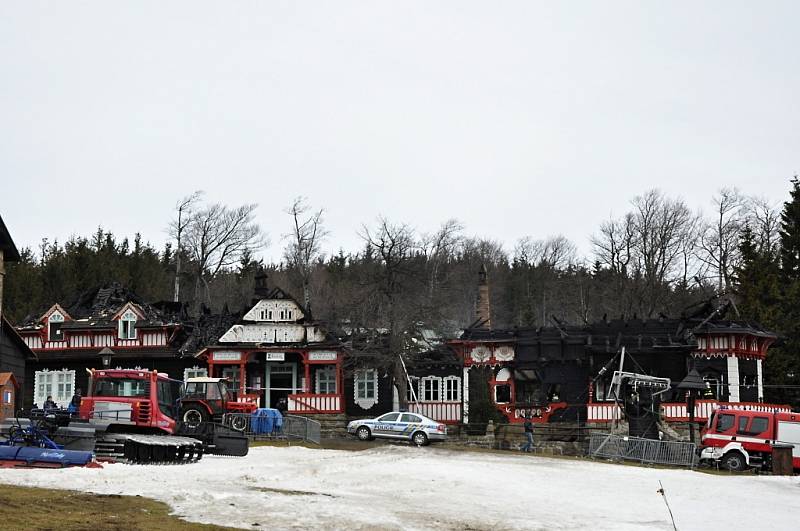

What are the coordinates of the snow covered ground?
(1, 445, 799, 530)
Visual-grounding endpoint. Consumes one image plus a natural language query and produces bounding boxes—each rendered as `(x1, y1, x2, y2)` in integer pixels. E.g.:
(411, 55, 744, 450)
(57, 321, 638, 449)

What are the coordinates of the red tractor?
(180, 377, 258, 432)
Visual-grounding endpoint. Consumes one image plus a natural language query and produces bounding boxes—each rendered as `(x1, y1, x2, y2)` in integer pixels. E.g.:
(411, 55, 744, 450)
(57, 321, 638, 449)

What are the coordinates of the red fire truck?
(700, 408, 800, 471)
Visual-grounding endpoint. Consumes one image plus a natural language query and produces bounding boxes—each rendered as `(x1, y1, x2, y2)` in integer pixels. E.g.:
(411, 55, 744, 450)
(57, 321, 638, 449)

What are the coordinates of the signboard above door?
(308, 351, 338, 361)
(264, 352, 286, 361)
(213, 351, 242, 361)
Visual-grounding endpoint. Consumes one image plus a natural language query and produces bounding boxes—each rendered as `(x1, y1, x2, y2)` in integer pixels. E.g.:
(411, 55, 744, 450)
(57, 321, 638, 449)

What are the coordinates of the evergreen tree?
(735, 225, 781, 326)
(779, 177, 800, 279)
(765, 177, 800, 407)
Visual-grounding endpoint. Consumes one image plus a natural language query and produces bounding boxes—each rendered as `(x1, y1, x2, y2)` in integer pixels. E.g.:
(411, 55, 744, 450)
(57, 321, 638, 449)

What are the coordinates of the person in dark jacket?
(276, 397, 288, 416)
(43, 396, 57, 410)
(68, 388, 82, 413)
(521, 415, 534, 453)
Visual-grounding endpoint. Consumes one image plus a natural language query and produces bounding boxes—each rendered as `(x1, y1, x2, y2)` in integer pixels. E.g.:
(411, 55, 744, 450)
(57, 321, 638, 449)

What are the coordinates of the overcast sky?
(1, 2, 797, 263)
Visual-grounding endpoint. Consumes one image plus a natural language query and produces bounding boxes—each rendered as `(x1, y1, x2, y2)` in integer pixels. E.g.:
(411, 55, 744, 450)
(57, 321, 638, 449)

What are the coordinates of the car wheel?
(412, 431, 428, 447)
(722, 451, 747, 472)
(182, 407, 207, 428)
(356, 426, 372, 441)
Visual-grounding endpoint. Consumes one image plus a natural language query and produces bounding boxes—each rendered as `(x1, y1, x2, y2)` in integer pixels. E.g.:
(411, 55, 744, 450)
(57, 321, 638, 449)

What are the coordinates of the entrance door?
(266, 363, 297, 408)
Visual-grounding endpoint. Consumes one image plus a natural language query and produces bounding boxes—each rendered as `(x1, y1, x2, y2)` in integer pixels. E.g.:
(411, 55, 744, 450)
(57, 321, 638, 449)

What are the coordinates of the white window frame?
(443, 376, 461, 402)
(48, 311, 65, 342)
(594, 378, 615, 401)
(354, 368, 378, 409)
(315, 365, 337, 394)
(3, 390, 11, 404)
(34, 369, 75, 408)
(222, 367, 241, 392)
(421, 376, 441, 402)
(183, 366, 208, 381)
(118, 310, 137, 340)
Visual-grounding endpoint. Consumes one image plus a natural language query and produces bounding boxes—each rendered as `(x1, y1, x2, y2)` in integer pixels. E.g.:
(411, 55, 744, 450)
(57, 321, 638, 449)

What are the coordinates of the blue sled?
(0, 445, 96, 468)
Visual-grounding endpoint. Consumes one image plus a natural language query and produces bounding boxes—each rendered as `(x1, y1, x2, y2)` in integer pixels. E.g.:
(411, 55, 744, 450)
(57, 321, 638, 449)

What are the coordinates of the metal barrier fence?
(222, 413, 321, 445)
(588, 433, 697, 468)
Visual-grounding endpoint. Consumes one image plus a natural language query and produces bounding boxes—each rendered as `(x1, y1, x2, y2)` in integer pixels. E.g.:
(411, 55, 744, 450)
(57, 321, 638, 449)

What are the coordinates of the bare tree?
(359, 217, 419, 409)
(284, 197, 328, 311)
(515, 235, 576, 269)
(697, 188, 746, 293)
(591, 213, 636, 276)
(421, 218, 463, 301)
(632, 190, 695, 286)
(745, 196, 780, 254)
(169, 190, 203, 302)
(592, 190, 698, 317)
(183, 202, 265, 309)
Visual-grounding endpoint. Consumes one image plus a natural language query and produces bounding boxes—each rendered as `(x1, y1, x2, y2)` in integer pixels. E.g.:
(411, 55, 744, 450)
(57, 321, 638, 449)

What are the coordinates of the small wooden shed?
(0, 372, 19, 420)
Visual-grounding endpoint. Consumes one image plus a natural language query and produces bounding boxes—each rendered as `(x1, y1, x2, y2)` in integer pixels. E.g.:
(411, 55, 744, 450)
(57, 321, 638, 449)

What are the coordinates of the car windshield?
(378, 413, 400, 422)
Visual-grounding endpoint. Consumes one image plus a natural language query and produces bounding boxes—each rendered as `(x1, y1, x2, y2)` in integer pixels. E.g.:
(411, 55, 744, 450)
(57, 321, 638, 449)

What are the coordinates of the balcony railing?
(587, 400, 792, 423)
(287, 393, 343, 414)
(409, 401, 462, 424)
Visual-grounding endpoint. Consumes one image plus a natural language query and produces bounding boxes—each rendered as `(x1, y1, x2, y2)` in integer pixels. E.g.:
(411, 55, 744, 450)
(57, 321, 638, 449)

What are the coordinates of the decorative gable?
(112, 302, 146, 321)
(40, 304, 71, 325)
(243, 299, 305, 323)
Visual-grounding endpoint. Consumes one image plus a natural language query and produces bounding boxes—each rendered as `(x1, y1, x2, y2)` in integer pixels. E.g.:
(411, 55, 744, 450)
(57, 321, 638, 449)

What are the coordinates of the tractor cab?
(183, 377, 233, 405)
(180, 377, 256, 430)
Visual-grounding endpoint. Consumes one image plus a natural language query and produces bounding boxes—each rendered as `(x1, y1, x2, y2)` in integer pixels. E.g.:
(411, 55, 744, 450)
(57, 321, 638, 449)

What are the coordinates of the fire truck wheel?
(356, 426, 372, 441)
(182, 407, 208, 428)
(721, 451, 747, 472)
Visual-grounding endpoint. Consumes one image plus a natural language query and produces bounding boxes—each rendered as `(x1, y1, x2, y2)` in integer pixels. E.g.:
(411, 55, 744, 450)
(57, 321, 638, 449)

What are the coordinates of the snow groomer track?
(94, 433, 204, 464)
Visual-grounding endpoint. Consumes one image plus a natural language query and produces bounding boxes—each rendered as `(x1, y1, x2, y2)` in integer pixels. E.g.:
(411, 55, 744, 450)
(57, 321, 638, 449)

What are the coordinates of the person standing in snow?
(521, 415, 534, 453)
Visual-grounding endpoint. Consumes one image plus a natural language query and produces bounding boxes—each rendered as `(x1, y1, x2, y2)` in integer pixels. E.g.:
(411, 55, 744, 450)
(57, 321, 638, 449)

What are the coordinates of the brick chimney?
(476, 264, 491, 328)
(254, 268, 270, 298)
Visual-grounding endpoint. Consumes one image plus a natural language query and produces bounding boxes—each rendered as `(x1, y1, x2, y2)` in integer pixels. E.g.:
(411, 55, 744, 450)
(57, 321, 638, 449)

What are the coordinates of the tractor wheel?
(356, 426, 372, 441)
(182, 407, 208, 428)
(722, 451, 747, 472)
(412, 431, 429, 447)
(230, 414, 249, 432)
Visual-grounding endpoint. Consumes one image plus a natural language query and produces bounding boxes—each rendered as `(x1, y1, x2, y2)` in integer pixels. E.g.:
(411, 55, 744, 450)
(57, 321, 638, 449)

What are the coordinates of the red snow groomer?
(77, 369, 249, 462)
(0, 369, 249, 467)
(699, 408, 800, 472)
(179, 377, 257, 432)
(76, 368, 206, 463)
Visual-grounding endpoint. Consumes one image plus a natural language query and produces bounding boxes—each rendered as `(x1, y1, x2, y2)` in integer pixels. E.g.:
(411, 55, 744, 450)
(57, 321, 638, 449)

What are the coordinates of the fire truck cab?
(700, 408, 800, 472)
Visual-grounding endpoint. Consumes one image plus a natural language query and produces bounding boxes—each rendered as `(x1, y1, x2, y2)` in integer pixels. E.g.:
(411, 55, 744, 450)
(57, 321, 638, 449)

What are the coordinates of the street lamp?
(99, 347, 114, 369)
(677, 368, 707, 444)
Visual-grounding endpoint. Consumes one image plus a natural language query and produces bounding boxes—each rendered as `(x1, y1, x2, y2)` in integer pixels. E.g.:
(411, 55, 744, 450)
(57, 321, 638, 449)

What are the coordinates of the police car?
(347, 411, 447, 446)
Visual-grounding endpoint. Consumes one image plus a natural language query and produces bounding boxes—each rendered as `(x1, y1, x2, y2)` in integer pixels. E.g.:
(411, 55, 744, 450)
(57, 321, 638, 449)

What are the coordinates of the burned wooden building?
(15, 283, 199, 408)
(448, 269, 782, 432)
